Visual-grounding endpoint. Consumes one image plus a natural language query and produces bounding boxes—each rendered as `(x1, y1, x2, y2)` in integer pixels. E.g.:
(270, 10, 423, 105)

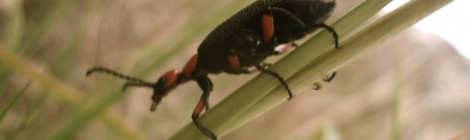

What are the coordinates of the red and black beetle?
(87, 0, 338, 139)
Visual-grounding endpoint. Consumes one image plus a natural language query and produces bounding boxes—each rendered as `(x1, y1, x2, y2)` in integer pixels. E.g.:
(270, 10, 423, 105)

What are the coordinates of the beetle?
(87, 0, 338, 139)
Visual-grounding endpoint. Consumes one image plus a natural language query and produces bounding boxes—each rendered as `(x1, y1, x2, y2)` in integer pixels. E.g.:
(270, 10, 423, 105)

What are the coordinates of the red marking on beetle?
(164, 70, 179, 87)
(182, 54, 199, 78)
(193, 100, 205, 116)
(228, 55, 241, 71)
(262, 13, 274, 43)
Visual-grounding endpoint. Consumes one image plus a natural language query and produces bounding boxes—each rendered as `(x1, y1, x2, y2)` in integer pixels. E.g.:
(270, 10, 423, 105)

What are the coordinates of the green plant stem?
(171, 0, 452, 139)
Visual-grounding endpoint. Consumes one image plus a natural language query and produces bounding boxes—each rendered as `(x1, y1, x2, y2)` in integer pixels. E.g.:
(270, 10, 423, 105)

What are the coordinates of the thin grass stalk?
(0, 81, 32, 123)
(18, 0, 71, 55)
(52, 0, 104, 77)
(241, 0, 452, 137)
(0, 1, 25, 89)
(171, 0, 452, 139)
(245, 0, 453, 129)
(4, 1, 24, 50)
(223, 0, 393, 133)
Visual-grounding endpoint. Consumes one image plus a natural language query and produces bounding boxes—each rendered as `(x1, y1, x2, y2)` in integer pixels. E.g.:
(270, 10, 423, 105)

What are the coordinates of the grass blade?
(170, 0, 452, 139)
(0, 81, 32, 123)
(0, 46, 145, 139)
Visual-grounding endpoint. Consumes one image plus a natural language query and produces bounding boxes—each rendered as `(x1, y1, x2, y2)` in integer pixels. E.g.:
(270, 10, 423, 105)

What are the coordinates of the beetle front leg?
(191, 76, 217, 140)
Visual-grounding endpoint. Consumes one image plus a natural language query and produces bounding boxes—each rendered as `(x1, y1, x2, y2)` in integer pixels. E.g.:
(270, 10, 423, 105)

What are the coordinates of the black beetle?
(87, 0, 338, 139)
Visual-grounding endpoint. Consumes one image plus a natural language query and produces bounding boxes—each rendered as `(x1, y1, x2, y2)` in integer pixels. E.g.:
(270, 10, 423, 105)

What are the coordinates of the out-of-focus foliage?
(0, 0, 468, 140)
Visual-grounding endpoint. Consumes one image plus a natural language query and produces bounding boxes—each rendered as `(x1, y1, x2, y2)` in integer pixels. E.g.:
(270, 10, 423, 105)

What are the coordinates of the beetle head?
(150, 70, 180, 111)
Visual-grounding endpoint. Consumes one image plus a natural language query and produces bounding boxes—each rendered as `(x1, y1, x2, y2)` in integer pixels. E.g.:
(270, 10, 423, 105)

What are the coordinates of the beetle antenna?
(86, 66, 153, 86)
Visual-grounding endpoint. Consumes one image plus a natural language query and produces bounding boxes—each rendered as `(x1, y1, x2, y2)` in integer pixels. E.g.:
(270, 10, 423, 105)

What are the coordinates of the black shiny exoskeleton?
(198, 0, 337, 75)
(87, 0, 338, 139)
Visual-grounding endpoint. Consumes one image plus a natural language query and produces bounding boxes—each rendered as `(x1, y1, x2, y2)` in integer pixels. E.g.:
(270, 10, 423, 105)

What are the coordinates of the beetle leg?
(271, 7, 307, 28)
(255, 65, 294, 100)
(231, 50, 293, 99)
(191, 76, 216, 139)
(310, 23, 339, 49)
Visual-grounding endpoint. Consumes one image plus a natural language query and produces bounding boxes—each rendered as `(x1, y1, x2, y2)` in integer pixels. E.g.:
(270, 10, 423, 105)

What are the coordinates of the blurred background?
(1, 0, 469, 140)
